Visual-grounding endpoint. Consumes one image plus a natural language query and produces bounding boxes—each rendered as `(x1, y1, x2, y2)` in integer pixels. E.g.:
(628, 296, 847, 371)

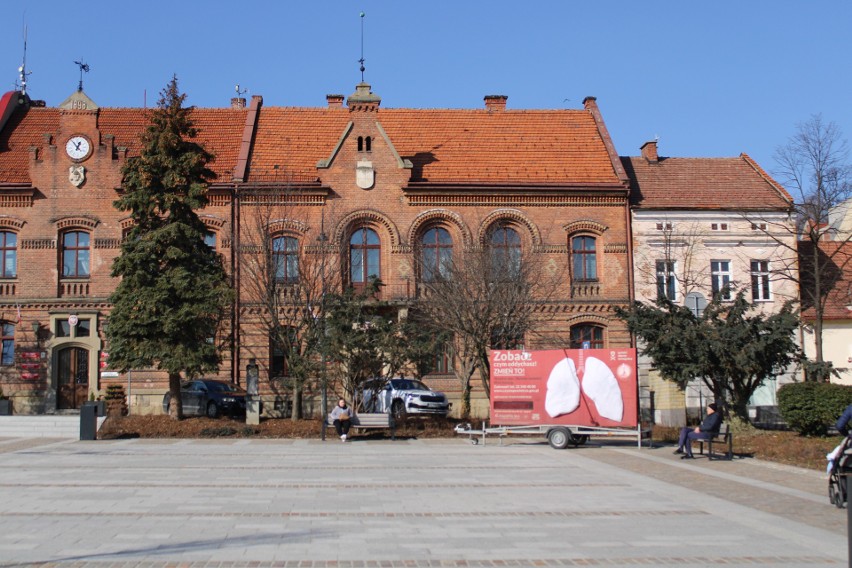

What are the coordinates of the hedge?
(777, 382, 852, 436)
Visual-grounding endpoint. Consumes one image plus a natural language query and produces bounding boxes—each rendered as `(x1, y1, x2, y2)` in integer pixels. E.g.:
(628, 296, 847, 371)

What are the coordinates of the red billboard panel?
(490, 349, 638, 427)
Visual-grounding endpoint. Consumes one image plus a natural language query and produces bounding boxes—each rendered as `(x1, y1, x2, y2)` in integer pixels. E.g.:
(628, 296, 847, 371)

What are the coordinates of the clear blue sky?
(2, 1, 850, 174)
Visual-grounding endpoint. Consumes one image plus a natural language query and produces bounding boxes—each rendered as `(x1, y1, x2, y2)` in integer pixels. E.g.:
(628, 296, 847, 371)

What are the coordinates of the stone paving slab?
(0, 437, 845, 567)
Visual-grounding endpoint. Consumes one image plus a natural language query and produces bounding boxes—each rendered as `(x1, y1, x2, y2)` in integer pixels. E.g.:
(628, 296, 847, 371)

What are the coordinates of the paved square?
(0, 435, 845, 567)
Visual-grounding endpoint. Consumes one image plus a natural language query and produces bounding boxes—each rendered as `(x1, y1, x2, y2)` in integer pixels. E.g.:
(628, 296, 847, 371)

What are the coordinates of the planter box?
(0, 399, 12, 415)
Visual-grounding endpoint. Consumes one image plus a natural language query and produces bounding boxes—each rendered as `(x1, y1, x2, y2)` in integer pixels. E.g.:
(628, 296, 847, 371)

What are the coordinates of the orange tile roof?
(0, 106, 245, 185)
(623, 155, 793, 210)
(247, 107, 624, 185)
(800, 240, 852, 321)
(0, 107, 59, 184)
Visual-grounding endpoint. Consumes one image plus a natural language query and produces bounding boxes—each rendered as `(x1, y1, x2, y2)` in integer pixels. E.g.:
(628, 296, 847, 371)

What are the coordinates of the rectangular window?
(751, 260, 771, 301)
(56, 320, 71, 338)
(0, 232, 17, 278)
(655, 222, 673, 231)
(711, 260, 731, 300)
(751, 223, 767, 231)
(76, 319, 90, 337)
(656, 260, 676, 301)
(1, 322, 14, 365)
(429, 342, 451, 375)
(710, 223, 729, 231)
(571, 236, 597, 281)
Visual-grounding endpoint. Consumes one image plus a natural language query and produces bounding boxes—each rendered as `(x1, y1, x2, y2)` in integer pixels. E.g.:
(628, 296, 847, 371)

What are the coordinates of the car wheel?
(206, 401, 219, 419)
(548, 427, 572, 450)
(391, 400, 406, 422)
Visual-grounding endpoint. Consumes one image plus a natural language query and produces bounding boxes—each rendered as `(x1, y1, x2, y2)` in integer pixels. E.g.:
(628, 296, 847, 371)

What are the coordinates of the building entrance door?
(57, 347, 89, 410)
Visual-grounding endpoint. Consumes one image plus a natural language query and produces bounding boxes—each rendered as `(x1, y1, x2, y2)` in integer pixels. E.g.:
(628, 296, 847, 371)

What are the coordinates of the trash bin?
(80, 402, 97, 441)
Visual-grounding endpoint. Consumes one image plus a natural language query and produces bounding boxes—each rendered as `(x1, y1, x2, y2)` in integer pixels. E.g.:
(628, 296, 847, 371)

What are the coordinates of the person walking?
(674, 402, 722, 459)
(330, 397, 356, 442)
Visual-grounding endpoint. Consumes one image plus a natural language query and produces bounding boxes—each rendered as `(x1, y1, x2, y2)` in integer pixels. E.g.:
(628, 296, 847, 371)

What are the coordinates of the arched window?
(420, 227, 453, 282)
(350, 227, 380, 285)
(570, 324, 604, 349)
(571, 236, 597, 281)
(365, 136, 372, 152)
(1, 322, 13, 366)
(62, 231, 90, 278)
(489, 226, 521, 279)
(0, 232, 17, 278)
(272, 236, 299, 284)
(357, 136, 364, 152)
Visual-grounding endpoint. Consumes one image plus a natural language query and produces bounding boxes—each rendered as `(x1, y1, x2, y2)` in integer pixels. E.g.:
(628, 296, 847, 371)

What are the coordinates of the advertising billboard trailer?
(455, 348, 648, 449)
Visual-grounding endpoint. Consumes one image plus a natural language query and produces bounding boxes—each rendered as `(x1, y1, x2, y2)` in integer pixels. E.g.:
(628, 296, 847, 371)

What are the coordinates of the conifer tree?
(107, 76, 232, 419)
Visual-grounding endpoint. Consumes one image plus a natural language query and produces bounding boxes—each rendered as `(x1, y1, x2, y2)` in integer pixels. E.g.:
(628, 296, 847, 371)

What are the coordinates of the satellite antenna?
(17, 23, 31, 96)
(74, 59, 90, 92)
(358, 11, 366, 82)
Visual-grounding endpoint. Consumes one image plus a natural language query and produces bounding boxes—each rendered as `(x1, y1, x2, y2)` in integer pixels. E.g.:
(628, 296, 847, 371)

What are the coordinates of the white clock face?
(65, 136, 91, 161)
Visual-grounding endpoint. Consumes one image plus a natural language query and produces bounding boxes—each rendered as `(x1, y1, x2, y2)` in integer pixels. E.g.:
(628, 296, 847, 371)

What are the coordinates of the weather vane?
(74, 59, 89, 92)
(358, 11, 366, 82)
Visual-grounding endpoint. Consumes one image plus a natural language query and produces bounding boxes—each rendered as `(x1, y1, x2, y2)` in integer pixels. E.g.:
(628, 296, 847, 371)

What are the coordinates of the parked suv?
(360, 378, 451, 419)
(162, 379, 247, 418)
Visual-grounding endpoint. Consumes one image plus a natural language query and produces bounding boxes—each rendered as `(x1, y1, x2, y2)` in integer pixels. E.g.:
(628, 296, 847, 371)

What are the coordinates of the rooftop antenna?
(235, 84, 248, 97)
(358, 11, 366, 82)
(74, 59, 89, 92)
(17, 22, 31, 96)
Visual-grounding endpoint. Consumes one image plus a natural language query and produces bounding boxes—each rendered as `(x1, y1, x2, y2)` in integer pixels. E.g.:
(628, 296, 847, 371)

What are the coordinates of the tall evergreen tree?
(107, 77, 232, 419)
(617, 291, 800, 422)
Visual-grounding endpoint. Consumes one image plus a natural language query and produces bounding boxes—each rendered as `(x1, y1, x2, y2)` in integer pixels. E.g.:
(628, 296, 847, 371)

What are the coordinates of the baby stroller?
(828, 436, 852, 508)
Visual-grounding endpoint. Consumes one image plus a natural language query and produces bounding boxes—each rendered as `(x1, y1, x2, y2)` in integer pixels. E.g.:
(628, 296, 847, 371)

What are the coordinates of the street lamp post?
(318, 213, 329, 441)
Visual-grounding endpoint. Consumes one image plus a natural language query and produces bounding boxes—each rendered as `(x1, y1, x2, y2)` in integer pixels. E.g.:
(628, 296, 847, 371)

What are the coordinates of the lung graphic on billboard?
(491, 349, 637, 427)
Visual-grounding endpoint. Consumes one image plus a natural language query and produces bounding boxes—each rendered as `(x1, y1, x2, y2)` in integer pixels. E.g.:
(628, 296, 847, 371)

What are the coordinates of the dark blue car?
(162, 379, 247, 418)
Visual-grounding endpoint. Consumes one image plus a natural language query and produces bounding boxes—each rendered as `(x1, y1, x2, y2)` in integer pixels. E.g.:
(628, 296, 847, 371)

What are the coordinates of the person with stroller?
(673, 402, 722, 459)
(836, 403, 852, 436)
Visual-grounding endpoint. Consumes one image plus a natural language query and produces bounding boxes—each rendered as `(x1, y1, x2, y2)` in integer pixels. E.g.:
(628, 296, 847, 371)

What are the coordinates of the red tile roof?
(800, 240, 852, 321)
(0, 106, 245, 185)
(247, 107, 624, 186)
(623, 154, 793, 210)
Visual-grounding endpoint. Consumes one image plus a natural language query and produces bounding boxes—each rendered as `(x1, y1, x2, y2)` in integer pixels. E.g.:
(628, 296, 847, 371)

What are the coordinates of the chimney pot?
(484, 95, 508, 111)
(231, 97, 247, 109)
(326, 94, 345, 108)
(640, 140, 659, 163)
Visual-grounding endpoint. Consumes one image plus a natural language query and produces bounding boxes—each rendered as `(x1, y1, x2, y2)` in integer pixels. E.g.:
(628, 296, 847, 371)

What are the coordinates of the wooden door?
(57, 347, 89, 409)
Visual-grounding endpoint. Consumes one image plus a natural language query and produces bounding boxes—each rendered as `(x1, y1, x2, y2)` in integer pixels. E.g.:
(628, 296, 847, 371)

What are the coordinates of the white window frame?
(711, 260, 732, 300)
(655, 260, 677, 301)
(750, 260, 772, 301)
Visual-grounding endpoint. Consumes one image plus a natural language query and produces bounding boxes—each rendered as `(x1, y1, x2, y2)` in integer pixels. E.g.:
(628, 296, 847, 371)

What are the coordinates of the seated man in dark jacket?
(837, 404, 852, 437)
(674, 402, 723, 459)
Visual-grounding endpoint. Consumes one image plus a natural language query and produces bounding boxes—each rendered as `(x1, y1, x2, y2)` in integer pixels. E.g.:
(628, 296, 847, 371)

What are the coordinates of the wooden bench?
(326, 412, 395, 440)
(693, 423, 733, 460)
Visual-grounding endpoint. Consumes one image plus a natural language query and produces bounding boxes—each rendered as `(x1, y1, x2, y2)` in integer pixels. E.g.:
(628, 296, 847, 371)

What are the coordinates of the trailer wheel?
(470, 437, 479, 445)
(573, 435, 589, 446)
(548, 427, 572, 450)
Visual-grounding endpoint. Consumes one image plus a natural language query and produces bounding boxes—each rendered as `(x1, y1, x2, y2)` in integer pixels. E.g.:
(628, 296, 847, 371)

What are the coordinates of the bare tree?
(238, 180, 341, 419)
(414, 245, 565, 418)
(753, 115, 852, 379)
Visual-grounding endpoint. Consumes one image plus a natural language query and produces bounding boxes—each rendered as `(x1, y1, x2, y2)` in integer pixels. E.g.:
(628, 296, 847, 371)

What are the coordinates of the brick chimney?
(640, 140, 659, 163)
(231, 97, 247, 109)
(326, 94, 345, 108)
(484, 95, 508, 111)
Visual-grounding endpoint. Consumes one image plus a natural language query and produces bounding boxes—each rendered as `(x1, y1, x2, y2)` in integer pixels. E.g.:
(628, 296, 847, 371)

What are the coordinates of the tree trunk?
(291, 382, 303, 421)
(167, 372, 183, 420)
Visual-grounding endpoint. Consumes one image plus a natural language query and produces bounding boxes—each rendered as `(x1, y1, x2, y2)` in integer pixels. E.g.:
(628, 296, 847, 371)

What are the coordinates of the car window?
(193, 381, 207, 392)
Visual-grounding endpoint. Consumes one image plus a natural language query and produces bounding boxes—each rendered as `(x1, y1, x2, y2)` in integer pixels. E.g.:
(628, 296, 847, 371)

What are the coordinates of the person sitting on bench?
(330, 397, 356, 442)
(674, 402, 722, 459)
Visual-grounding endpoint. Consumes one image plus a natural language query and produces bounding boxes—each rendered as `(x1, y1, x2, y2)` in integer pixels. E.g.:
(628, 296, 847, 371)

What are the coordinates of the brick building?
(4, 78, 718, 416)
